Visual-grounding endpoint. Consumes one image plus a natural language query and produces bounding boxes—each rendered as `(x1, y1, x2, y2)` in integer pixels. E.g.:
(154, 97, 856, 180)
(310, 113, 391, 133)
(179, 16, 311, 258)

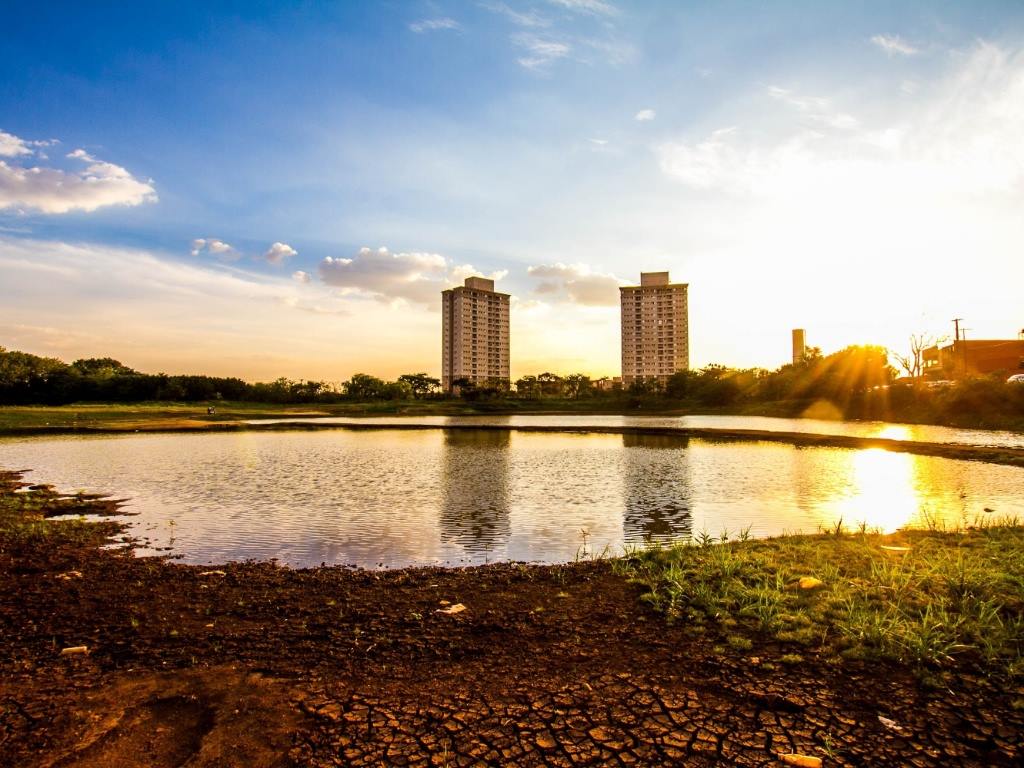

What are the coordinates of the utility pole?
(952, 318, 963, 342)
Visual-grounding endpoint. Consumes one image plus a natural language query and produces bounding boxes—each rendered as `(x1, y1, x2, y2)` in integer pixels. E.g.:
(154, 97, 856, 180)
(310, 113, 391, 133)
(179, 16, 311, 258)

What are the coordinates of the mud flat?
(1, 469, 1021, 767)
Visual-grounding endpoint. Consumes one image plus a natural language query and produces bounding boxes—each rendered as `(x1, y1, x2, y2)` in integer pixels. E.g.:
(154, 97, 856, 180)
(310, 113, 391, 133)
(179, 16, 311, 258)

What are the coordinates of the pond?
(2, 425, 1022, 569)
(246, 414, 1024, 449)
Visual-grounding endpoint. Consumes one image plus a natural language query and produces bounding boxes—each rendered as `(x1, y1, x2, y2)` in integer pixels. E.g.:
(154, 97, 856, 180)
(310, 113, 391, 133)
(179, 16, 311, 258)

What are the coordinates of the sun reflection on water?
(825, 448, 921, 532)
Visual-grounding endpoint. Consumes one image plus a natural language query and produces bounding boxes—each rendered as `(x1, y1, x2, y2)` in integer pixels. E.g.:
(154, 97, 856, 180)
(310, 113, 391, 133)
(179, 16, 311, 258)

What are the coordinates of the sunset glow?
(3, 3, 1023, 380)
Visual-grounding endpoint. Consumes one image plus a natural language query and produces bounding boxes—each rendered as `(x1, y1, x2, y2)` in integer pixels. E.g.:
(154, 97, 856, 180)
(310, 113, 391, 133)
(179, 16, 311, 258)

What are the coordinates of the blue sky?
(3, 1, 1024, 380)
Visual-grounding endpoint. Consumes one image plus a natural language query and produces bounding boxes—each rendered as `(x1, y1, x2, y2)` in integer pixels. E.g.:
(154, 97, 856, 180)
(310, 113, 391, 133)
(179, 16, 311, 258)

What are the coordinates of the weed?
(617, 523, 1024, 678)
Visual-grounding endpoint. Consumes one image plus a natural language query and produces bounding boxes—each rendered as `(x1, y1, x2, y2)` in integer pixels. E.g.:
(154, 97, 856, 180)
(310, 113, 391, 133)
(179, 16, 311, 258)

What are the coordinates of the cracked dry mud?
(1, 473, 1022, 766)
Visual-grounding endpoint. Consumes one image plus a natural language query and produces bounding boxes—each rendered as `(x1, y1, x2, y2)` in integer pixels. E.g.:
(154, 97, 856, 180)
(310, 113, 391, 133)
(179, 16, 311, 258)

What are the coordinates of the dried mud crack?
(1, 470, 1021, 767)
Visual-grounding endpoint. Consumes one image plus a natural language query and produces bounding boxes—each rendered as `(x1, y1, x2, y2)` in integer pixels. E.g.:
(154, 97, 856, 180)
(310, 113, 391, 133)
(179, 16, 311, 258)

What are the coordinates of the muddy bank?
(6, 419, 1024, 470)
(1, 470, 1022, 767)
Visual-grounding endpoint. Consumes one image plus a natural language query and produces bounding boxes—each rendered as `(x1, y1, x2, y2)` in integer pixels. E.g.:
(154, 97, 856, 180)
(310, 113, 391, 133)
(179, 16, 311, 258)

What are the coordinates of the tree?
(537, 372, 564, 397)
(343, 373, 388, 400)
(398, 372, 440, 399)
(71, 357, 136, 377)
(514, 375, 541, 399)
(563, 374, 592, 400)
(892, 333, 945, 380)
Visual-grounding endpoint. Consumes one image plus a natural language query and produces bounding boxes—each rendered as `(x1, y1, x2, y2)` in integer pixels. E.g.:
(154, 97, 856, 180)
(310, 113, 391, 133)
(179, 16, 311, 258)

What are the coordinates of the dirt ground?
(1, 472, 1022, 767)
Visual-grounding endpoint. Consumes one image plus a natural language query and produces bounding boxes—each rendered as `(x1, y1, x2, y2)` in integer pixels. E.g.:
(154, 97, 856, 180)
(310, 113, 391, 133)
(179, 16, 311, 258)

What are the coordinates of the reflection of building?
(439, 429, 511, 556)
(792, 328, 806, 364)
(621, 433, 693, 544)
(620, 272, 689, 387)
(923, 339, 1024, 378)
(441, 277, 511, 393)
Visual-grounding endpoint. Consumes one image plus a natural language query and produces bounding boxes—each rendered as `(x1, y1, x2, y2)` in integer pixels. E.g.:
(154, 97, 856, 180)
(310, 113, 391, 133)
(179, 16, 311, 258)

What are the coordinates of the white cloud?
(527, 262, 624, 306)
(318, 246, 501, 307)
(410, 18, 461, 33)
(0, 237, 370, 379)
(768, 86, 859, 129)
(634, 109, 656, 122)
(547, 0, 617, 16)
(871, 34, 919, 57)
(0, 135, 157, 215)
(190, 238, 237, 259)
(482, 2, 550, 28)
(659, 43, 1024, 198)
(292, 270, 312, 284)
(514, 34, 572, 70)
(264, 241, 298, 264)
(0, 130, 33, 158)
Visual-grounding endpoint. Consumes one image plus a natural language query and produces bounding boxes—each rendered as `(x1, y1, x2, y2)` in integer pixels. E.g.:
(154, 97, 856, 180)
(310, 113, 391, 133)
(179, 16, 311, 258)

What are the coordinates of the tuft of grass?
(614, 523, 1024, 677)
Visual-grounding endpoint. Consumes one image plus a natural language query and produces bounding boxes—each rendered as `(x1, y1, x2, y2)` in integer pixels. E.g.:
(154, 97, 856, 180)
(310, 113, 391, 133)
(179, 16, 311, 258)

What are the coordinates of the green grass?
(0, 399, 634, 432)
(0, 469, 123, 547)
(615, 521, 1024, 678)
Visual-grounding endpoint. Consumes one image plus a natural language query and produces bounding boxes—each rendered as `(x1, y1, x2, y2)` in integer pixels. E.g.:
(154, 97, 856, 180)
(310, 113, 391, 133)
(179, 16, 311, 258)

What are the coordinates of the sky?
(2, 0, 1024, 382)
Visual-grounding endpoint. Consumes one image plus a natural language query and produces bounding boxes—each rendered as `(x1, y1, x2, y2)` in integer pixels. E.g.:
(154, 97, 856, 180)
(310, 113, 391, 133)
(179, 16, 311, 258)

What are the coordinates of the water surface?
(246, 413, 1024, 449)
(2, 428, 1022, 569)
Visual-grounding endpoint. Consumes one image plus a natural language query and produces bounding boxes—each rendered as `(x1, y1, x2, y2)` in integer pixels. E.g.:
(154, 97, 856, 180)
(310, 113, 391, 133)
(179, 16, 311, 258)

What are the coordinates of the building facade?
(923, 339, 1024, 379)
(441, 276, 510, 392)
(620, 272, 689, 386)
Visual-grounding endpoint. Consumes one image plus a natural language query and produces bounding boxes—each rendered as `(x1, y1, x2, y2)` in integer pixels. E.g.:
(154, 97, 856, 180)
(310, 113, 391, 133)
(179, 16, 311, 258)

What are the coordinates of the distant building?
(923, 339, 1024, 378)
(620, 271, 689, 387)
(441, 276, 510, 393)
(792, 329, 806, 365)
(592, 376, 622, 392)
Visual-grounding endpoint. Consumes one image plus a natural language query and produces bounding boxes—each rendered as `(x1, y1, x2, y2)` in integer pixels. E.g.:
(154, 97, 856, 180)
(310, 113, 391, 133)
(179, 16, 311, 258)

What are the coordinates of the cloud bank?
(527, 263, 623, 306)
(0, 131, 156, 214)
(657, 43, 1024, 199)
(319, 246, 504, 307)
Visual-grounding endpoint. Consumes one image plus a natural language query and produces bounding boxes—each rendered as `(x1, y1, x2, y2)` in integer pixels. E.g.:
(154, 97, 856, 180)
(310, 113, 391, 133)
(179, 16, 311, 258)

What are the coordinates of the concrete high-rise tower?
(620, 272, 689, 386)
(441, 277, 510, 392)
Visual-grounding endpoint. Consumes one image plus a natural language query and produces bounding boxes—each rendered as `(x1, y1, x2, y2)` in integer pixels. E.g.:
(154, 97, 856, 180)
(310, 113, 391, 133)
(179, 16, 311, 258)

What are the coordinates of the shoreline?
(5, 418, 1024, 470)
(2, 469, 1023, 766)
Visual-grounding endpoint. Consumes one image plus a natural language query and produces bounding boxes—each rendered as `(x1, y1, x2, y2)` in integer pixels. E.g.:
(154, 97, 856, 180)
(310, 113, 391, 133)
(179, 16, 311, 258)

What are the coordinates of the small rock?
(436, 603, 467, 615)
(57, 570, 83, 580)
(780, 754, 822, 768)
(878, 714, 904, 732)
(798, 577, 824, 590)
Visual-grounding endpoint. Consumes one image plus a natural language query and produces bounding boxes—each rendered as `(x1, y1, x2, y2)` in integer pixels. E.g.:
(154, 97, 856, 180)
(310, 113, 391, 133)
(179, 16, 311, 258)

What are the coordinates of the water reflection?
(440, 429, 511, 558)
(621, 434, 693, 544)
(1, 430, 1022, 568)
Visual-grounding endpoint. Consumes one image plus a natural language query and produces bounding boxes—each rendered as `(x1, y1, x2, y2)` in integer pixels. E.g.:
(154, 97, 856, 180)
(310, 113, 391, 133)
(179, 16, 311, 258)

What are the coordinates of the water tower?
(792, 329, 806, 364)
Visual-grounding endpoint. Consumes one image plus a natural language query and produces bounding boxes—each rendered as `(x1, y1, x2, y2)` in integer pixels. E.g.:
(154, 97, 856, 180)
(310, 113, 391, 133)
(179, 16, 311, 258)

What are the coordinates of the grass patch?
(0, 469, 124, 550)
(614, 523, 1024, 677)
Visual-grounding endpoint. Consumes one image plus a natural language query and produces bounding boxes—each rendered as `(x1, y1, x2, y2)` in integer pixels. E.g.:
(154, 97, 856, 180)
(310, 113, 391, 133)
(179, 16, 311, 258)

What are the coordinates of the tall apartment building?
(441, 276, 510, 392)
(620, 271, 689, 386)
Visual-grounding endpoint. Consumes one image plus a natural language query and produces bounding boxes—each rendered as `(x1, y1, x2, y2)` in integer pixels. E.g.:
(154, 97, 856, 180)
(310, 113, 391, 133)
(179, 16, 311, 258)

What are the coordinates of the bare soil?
(1, 470, 1021, 767)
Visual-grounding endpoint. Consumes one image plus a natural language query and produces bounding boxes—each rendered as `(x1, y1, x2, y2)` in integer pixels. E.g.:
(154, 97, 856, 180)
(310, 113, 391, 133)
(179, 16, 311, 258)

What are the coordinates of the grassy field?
(0, 399, 677, 433)
(615, 521, 1024, 681)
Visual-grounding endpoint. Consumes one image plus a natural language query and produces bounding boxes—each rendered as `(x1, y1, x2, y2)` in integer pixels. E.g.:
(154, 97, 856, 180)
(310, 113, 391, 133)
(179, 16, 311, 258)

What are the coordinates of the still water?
(1, 428, 1022, 569)
(246, 414, 1024, 449)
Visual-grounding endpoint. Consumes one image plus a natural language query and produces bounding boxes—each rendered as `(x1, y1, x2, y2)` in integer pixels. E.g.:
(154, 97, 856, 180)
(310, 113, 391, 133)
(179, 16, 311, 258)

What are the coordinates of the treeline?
(2, 345, 1022, 428)
(0, 348, 443, 405)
